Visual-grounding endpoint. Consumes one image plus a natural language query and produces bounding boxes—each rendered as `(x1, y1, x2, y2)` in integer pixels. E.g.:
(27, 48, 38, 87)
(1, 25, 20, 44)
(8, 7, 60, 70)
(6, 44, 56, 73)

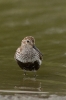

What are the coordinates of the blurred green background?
(0, 0, 66, 95)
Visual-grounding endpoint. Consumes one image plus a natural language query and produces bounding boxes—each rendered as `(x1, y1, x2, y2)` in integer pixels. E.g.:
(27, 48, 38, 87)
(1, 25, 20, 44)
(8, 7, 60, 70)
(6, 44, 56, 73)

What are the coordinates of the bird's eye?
(27, 40, 29, 43)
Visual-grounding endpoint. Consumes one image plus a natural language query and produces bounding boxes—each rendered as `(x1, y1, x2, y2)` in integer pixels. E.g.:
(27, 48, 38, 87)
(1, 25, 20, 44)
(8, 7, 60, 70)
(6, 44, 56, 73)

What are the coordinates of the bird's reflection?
(15, 77, 42, 92)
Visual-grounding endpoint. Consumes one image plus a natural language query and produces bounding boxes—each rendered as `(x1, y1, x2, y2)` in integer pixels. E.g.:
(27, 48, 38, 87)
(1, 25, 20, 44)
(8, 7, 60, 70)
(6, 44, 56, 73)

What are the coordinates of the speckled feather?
(14, 36, 43, 71)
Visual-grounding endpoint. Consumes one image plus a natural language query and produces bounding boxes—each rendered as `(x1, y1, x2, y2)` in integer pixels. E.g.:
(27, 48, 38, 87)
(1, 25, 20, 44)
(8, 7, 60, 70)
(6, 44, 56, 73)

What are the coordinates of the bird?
(14, 36, 43, 76)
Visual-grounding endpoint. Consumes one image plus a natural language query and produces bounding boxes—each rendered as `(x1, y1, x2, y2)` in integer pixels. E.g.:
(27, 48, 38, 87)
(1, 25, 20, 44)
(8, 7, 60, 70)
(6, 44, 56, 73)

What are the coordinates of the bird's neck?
(21, 44, 32, 49)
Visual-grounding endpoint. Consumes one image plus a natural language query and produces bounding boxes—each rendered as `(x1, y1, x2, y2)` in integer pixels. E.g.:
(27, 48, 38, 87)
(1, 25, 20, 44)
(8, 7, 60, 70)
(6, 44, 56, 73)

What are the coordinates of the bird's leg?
(23, 70, 27, 76)
(24, 71, 26, 76)
(34, 70, 37, 77)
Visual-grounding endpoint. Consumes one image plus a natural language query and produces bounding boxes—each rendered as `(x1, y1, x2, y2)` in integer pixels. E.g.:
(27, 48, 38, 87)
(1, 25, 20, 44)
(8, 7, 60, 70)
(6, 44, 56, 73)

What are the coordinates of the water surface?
(0, 0, 66, 99)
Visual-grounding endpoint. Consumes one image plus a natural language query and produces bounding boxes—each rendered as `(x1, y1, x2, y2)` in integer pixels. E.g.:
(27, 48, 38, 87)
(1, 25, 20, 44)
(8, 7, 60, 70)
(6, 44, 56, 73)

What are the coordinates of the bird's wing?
(14, 46, 21, 60)
(33, 45, 43, 60)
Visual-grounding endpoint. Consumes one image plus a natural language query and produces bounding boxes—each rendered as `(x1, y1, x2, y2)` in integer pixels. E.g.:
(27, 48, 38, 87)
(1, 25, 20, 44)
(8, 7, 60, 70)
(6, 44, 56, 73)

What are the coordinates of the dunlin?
(14, 36, 43, 76)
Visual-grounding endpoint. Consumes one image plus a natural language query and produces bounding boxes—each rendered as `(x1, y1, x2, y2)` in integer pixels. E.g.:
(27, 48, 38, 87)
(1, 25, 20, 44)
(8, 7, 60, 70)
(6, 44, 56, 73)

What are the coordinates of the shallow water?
(0, 0, 66, 99)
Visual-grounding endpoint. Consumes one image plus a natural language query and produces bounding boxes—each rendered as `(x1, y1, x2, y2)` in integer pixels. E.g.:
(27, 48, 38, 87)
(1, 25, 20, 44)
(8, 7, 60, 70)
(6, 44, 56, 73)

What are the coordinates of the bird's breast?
(15, 47, 41, 65)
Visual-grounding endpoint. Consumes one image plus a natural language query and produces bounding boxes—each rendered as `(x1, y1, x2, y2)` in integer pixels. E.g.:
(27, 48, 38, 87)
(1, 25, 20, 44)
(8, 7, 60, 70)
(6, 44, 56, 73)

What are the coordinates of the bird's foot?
(34, 74, 38, 78)
(23, 70, 28, 76)
(33, 71, 38, 78)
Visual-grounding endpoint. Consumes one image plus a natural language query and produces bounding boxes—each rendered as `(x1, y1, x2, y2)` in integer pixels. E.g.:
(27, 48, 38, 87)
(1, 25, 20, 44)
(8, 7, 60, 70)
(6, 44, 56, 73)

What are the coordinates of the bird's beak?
(33, 45, 43, 56)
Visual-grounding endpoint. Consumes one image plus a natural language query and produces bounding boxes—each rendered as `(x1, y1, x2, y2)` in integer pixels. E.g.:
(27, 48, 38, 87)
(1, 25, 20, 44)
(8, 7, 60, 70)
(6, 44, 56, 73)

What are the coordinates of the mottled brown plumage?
(14, 36, 43, 74)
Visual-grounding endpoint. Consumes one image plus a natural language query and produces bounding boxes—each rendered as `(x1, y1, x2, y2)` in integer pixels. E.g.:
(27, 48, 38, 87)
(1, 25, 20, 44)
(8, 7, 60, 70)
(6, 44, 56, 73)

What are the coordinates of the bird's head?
(21, 36, 43, 57)
(21, 36, 35, 47)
